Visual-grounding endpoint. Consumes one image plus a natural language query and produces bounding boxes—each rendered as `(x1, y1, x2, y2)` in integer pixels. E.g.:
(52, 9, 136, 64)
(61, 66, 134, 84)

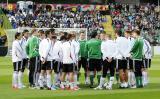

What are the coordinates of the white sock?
(44, 74, 47, 86)
(146, 71, 149, 84)
(65, 80, 69, 87)
(46, 74, 52, 88)
(74, 74, 78, 84)
(18, 71, 23, 87)
(69, 82, 74, 89)
(38, 74, 44, 87)
(86, 76, 89, 82)
(36, 73, 40, 86)
(108, 77, 114, 88)
(60, 82, 65, 88)
(12, 71, 18, 87)
(21, 72, 24, 86)
(142, 71, 148, 85)
(131, 71, 136, 86)
(54, 73, 59, 84)
(99, 77, 105, 87)
(128, 71, 131, 86)
(65, 74, 69, 81)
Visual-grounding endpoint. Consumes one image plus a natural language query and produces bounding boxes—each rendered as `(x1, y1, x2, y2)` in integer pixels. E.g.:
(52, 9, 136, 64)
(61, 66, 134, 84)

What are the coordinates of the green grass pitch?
(0, 56, 160, 99)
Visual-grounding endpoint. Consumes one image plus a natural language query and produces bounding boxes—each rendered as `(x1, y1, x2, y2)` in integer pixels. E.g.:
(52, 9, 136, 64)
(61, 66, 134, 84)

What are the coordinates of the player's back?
(86, 39, 101, 59)
(115, 37, 130, 58)
(61, 41, 73, 64)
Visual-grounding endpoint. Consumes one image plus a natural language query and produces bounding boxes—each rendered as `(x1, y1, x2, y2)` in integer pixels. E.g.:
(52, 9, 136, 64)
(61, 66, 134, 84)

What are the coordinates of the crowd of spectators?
(3, 6, 106, 32)
(0, 3, 160, 45)
(109, 3, 160, 44)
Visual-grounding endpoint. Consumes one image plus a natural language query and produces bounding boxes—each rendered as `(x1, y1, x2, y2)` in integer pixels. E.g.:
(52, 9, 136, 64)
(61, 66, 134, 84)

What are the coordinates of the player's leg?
(68, 64, 79, 90)
(94, 59, 107, 90)
(46, 61, 53, 90)
(77, 58, 82, 82)
(73, 63, 79, 85)
(38, 60, 46, 89)
(123, 59, 128, 88)
(134, 60, 143, 88)
(128, 58, 132, 87)
(19, 59, 27, 88)
(60, 64, 67, 90)
(29, 57, 36, 88)
(106, 60, 115, 90)
(34, 57, 40, 88)
(38, 70, 45, 89)
(12, 62, 19, 88)
(89, 59, 95, 88)
(115, 59, 119, 84)
(118, 59, 125, 88)
(96, 59, 102, 85)
(128, 59, 136, 88)
(18, 61, 24, 89)
(82, 57, 89, 84)
(142, 58, 149, 86)
(53, 61, 60, 87)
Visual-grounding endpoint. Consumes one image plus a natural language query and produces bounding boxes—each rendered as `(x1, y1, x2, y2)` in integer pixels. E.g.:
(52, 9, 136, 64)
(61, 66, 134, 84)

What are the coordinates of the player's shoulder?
(55, 40, 62, 45)
(12, 40, 18, 45)
(40, 38, 47, 43)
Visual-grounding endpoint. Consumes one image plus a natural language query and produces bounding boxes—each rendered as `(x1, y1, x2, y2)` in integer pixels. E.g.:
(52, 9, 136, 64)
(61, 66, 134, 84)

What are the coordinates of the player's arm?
(111, 43, 118, 58)
(75, 42, 80, 56)
(130, 39, 139, 54)
(25, 39, 30, 56)
(43, 39, 50, 61)
(58, 42, 63, 62)
(39, 40, 45, 61)
(84, 42, 88, 58)
(12, 42, 17, 58)
(101, 42, 105, 60)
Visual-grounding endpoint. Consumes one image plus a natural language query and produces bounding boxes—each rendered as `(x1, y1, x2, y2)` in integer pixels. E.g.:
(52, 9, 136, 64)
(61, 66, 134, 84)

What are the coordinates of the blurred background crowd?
(0, 0, 160, 46)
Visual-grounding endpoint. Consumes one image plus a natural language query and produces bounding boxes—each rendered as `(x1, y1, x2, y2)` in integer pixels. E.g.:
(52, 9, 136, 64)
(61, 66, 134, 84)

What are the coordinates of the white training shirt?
(71, 39, 80, 62)
(12, 40, 23, 62)
(101, 39, 117, 60)
(60, 41, 76, 64)
(125, 37, 135, 57)
(113, 37, 130, 59)
(39, 38, 53, 61)
(143, 39, 152, 59)
(20, 36, 28, 59)
(51, 40, 63, 62)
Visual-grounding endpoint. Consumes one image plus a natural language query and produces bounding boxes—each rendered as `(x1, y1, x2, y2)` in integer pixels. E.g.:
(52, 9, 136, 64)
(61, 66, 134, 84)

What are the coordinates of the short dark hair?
(22, 29, 29, 36)
(125, 30, 132, 34)
(49, 28, 55, 33)
(67, 33, 73, 40)
(63, 32, 68, 36)
(106, 34, 112, 39)
(132, 29, 140, 35)
(90, 30, 98, 38)
(45, 30, 51, 37)
(31, 29, 37, 35)
(38, 30, 45, 36)
(80, 31, 85, 34)
(15, 32, 21, 39)
(38, 29, 44, 33)
(23, 29, 29, 33)
(72, 33, 76, 38)
(60, 35, 65, 41)
(115, 30, 122, 36)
